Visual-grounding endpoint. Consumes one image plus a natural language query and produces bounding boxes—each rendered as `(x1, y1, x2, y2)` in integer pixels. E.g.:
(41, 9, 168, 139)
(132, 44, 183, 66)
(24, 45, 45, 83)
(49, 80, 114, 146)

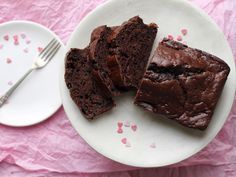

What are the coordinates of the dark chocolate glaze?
(134, 38, 230, 130)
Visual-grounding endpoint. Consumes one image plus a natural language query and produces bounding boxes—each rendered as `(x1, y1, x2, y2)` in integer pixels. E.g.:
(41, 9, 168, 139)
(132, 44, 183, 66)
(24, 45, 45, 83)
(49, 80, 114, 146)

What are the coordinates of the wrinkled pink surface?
(0, 0, 235, 176)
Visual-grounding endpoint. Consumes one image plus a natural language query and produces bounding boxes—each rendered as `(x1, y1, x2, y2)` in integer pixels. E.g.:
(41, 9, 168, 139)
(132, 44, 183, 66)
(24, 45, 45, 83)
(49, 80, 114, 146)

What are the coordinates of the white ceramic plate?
(0, 21, 65, 126)
(60, 0, 236, 167)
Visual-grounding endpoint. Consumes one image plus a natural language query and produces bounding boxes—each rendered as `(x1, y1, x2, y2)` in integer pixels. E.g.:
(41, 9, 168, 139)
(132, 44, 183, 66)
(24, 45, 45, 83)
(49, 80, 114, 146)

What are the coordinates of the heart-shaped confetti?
(176, 35, 182, 41)
(13, 35, 18, 41)
(121, 138, 127, 144)
(37, 47, 43, 52)
(13, 35, 19, 45)
(124, 121, 130, 127)
(131, 124, 137, 132)
(117, 121, 123, 127)
(23, 48, 29, 53)
(167, 34, 174, 40)
(4, 35, 9, 41)
(117, 128, 123, 134)
(0, 44, 3, 49)
(20, 33, 26, 39)
(150, 143, 156, 148)
(6, 58, 12, 64)
(181, 29, 188, 36)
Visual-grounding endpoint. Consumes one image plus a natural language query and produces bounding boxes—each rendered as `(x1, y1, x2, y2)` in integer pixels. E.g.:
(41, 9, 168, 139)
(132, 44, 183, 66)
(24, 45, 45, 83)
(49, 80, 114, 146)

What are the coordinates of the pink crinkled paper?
(0, 0, 235, 176)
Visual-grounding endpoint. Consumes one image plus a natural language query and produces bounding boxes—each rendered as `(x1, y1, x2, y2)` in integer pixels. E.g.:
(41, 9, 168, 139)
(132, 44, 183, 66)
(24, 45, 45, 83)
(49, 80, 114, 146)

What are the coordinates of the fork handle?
(0, 68, 34, 107)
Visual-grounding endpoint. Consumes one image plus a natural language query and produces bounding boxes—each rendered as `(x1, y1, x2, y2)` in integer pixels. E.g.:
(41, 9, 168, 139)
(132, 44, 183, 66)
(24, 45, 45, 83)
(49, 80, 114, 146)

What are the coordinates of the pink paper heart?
(181, 29, 188, 36)
(13, 35, 19, 45)
(117, 121, 123, 127)
(167, 34, 174, 40)
(37, 47, 43, 52)
(131, 124, 137, 132)
(23, 48, 29, 53)
(117, 128, 123, 134)
(6, 58, 12, 64)
(20, 33, 26, 39)
(150, 143, 156, 149)
(121, 138, 127, 144)
(124, 121, 130, 127)
(13, 35, 18, 41)
(3, 35, 9, 41)
(0, 44, 3, 49)
(176, 35, 182, 41)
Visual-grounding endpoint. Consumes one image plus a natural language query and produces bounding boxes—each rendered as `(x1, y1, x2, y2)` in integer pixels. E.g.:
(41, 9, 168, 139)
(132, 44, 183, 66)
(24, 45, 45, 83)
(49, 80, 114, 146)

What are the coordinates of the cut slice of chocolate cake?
(109, 16, 158, 88)
(134, 38, 230, 130)
(90, 16, 158, 90)
(89, 25, 120, 96)
(65, 48, 115, 119)
(91, 26, 127, 90)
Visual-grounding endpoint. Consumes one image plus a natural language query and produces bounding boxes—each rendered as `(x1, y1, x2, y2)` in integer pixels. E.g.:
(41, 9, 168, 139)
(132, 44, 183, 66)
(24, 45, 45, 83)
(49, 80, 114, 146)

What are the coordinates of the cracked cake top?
(134, 38, 230, 130)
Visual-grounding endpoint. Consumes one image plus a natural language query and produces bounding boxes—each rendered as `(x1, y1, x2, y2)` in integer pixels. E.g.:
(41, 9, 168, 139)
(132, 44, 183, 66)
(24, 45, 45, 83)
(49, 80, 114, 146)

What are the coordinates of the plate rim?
(0, 20, 64, 127)
(62, 0, 236, 167)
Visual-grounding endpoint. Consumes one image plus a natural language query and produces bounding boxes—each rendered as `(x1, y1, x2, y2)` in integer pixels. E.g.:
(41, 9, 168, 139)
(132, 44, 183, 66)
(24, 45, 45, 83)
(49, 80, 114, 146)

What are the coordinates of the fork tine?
(44, 42, 61, 62)
(41, 40, 58, 58)
(41, 40, 58, 59)
(39, 38, 57, 57)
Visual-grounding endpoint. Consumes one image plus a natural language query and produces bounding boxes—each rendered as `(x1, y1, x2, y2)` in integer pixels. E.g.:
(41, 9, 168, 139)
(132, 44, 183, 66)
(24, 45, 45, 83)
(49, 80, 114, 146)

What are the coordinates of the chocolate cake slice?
(134, 38, 230, 130)
(109, 16, 158, 88)
(91, 16, 158, 90)
(91, 26, 126, 90)
(89, 25, 120, 96)
(65, 48, 115, 119)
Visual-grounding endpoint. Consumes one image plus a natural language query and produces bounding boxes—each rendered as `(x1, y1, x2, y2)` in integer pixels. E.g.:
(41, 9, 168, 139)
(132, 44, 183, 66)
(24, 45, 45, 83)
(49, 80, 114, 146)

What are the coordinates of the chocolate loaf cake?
(65, 48, 115, 119)
(134, 38, 230, 130)
(89, 25, 120, 96)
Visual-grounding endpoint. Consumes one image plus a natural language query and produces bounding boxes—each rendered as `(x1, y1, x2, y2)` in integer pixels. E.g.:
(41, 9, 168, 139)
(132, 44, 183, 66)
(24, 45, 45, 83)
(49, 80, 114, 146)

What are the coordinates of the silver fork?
(0, 38, 61, 107)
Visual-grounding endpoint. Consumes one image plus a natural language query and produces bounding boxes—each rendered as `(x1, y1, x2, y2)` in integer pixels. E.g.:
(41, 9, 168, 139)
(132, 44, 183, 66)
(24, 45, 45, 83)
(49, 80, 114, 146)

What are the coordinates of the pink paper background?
(0, 0, 235, 176)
